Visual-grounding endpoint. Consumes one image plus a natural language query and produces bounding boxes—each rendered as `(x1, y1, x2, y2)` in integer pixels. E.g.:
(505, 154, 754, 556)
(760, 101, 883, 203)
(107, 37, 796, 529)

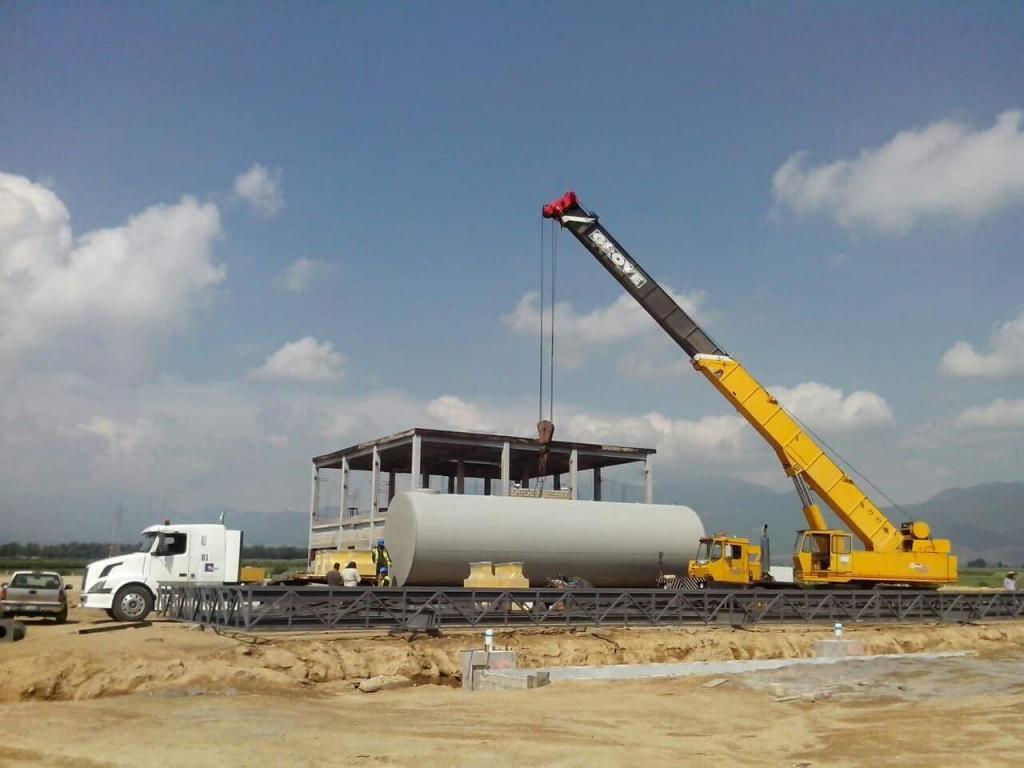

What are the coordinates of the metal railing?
(158, 585, 1024, 632)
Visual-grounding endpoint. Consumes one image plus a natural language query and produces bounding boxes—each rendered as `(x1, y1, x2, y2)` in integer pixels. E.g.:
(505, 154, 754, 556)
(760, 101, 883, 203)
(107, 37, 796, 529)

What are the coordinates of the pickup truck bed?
(1, 571, 69, 623)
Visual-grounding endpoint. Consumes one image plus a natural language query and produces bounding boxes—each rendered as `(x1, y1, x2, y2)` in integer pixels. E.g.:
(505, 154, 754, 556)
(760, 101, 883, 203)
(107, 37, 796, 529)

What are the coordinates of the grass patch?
(959, 568, 1013, 588)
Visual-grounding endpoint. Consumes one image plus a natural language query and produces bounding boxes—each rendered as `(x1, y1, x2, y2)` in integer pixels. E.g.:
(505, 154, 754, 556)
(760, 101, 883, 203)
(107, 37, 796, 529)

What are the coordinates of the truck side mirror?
(64, 584, 73, 591)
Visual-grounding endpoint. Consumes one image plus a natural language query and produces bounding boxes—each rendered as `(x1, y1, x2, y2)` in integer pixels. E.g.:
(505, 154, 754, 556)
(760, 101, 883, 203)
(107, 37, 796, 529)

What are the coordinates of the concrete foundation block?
(814, 639, 865, 658)
(460, 650, 517, 690)
(476, 670, 550, 691)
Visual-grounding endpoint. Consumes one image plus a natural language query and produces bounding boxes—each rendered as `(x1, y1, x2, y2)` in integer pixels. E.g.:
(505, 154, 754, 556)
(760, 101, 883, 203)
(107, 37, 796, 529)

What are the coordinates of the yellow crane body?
(694, 355, 957, 587)
(542, 190, 958, 588)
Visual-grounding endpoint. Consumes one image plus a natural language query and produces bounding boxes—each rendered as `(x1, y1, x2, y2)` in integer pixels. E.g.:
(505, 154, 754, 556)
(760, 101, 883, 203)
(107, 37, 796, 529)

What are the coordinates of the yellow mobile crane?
(542, 192, 957, 588)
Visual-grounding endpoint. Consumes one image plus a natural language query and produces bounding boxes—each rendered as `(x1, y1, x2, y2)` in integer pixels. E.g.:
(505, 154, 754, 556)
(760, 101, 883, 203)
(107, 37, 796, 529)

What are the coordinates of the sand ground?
(1, 593, 1022, 767)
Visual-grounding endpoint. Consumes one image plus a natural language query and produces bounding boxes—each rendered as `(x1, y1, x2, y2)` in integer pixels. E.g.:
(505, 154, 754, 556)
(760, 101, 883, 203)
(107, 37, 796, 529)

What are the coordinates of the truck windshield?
(140, 533, 158, 552)
(696, 541, 710, 563)
(696, 540, 725, 563)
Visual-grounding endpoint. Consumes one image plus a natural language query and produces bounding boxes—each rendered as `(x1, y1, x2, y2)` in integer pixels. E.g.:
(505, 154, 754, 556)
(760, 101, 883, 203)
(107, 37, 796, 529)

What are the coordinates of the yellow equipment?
(688, 535, 765, 587)
(543, 191, 957, 588)
(238, 566, 267, 584)
(312, 549, 377, 583)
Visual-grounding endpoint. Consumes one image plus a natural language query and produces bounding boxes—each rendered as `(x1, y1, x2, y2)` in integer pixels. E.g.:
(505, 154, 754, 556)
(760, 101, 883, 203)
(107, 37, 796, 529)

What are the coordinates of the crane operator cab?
(794, 530, 853, 580)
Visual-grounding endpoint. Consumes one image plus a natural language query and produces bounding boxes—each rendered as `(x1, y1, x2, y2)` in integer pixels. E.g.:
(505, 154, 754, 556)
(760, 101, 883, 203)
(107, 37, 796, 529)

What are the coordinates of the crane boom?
(541, 192, 726, 359)
(543, 191, 956, 586)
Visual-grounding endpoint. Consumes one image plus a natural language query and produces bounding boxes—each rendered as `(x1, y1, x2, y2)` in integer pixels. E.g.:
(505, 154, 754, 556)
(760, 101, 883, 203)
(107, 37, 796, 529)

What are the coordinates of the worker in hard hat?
(1005, 571, 1017, 591)
(378, 566, 393, 587)
(372, 538, 392, 585)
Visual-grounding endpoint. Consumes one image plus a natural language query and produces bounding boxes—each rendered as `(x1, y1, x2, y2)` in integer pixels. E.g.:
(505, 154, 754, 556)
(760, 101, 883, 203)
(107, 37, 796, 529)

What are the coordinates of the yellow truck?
(544, 191, 957, 589)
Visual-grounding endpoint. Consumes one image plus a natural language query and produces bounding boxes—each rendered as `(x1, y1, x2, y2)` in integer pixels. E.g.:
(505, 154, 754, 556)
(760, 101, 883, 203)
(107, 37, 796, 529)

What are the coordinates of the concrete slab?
(476, 670, 550, 691)
(460, 650, 517, 691)
(814, 639, 865, 658)
(500, 651, 968, 685)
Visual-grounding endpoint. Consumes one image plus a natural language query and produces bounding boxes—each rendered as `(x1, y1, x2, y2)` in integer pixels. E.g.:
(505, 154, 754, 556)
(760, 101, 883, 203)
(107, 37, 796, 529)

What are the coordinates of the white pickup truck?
(81, 522, 242, 621)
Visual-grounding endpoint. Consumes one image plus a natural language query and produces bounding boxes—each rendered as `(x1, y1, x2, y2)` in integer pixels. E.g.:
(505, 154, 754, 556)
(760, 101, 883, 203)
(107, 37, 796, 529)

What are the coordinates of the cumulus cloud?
(275, 258, 328, 293)
(772, 381, 893, 432)
(426, 395, 496, 432)
(956, 398, 1024, 429)
(77, 415, 162, 460)
(502, 288, 706, 367)
(566, 411, 748, 461)
(234, 163, 284, 218)
(0, 170, 224, 369)
(772, 110, 1024, 232)
(251, 337, 345, 382)
(940, 309, 1024, 378)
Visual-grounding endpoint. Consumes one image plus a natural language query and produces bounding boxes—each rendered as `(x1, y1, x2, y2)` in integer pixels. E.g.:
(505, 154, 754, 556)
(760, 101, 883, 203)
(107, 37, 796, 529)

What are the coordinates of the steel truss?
(158, 586, 1024, 632)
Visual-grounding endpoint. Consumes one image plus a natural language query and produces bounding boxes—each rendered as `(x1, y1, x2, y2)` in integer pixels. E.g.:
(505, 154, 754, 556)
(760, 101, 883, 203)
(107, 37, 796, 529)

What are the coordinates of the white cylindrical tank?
(385, 490, 705, 587)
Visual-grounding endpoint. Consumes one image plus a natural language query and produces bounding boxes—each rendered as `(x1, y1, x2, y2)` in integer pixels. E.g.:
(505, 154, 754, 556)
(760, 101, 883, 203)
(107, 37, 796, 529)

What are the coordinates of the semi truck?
(81, 522, 243, 621)
(542, 191, 957, 588)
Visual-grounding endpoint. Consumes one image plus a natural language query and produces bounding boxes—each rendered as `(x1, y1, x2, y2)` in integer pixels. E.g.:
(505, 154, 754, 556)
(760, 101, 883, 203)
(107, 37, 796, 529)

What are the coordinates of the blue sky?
(2, 2, 1023, 539)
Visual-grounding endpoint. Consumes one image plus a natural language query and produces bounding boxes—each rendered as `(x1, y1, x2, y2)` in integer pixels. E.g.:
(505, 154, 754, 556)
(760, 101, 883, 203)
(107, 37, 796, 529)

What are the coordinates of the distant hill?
(664, 478, 1024, 567)
(3, 482, 1021, 562)
(891, 482, 1024, 567)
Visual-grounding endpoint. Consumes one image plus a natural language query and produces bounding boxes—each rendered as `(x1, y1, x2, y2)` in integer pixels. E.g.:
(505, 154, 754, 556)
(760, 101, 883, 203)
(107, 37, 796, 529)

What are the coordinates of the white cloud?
(940, 309, 1024, 378)
(426, 395, 496, 432)
(275, 258, 327, 294)
(772, 110, 1024, 232)
(502, 288, 707, 367)
(77, 415, 162, 461)
(0, 170, 224, 370)
(956, 399, 1024, 429)
(233, 163, 284, 218)
(574, 411, 749, 462)
(772, 381, 893, 432)
(252, 337, 345, 382)
(617, 353, 692, 381)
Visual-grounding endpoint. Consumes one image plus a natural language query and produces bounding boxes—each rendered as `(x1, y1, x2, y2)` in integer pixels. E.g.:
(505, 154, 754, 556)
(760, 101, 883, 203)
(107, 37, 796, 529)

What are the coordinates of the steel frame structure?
(158, 585, 1024, 632)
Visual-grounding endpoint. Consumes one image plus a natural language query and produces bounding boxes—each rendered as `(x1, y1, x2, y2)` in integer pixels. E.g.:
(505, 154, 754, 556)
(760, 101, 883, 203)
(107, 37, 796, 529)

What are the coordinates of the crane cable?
(788, 410, 913, 522)
(536, 218, 558, 423)
(549, 219, 557, 423)
(534, 219, 560, 496)
(538, 217, 546, 422)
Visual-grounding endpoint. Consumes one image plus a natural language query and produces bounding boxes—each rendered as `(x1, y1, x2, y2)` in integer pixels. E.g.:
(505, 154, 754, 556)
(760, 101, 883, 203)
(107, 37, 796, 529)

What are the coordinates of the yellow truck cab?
(688, 534, 764, 587)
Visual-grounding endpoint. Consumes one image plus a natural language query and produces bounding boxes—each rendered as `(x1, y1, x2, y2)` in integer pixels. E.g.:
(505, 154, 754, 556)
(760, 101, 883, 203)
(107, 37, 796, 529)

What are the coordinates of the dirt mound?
(4, 621, 1024, 703)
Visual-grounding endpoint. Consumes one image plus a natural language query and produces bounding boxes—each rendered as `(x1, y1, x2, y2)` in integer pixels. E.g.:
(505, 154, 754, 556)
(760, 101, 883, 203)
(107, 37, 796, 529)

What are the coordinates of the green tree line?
(0, 542, 306, 559)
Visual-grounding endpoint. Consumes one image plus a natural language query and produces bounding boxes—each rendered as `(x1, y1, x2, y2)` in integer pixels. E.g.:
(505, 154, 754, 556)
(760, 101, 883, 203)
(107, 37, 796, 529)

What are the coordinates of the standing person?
(341, 561, 361, 587)
(326, 562, 342, 587)
(371, 538, 392, 584)
(1004, 571, 1017, 591)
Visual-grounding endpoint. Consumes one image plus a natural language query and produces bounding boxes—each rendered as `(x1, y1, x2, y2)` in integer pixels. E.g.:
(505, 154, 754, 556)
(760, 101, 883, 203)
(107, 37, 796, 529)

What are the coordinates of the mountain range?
(666, 478, 1024, 567)
(5, 481, 1021, 566)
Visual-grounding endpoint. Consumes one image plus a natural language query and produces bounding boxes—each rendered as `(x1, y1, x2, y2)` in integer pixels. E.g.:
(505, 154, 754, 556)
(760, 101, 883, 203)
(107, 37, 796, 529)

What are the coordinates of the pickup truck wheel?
(54, 609, 68, 624)
(111, 586, 153, 621)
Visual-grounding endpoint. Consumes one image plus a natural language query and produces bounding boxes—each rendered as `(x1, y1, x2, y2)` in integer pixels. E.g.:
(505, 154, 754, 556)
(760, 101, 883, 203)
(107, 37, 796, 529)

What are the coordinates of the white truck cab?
(81, 523, 242, 621)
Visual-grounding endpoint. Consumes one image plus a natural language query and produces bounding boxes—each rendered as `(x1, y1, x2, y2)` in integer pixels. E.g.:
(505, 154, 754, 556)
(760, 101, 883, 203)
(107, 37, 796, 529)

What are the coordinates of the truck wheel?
(54, 608, 68, 624)
(111, 586, 153, 622)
